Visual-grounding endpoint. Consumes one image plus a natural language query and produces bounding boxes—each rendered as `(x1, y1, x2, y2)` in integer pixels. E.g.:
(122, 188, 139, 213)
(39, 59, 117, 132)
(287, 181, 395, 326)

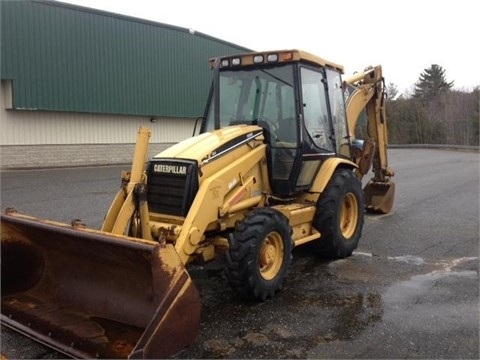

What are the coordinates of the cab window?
(326, 68, 350, 157)
(300, 67, 334, 152)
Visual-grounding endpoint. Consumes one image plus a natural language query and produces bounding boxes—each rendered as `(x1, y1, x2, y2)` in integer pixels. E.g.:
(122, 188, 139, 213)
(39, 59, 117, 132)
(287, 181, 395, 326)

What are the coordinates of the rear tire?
(313, 168, 364, 258)
(226, 208, 293, 301)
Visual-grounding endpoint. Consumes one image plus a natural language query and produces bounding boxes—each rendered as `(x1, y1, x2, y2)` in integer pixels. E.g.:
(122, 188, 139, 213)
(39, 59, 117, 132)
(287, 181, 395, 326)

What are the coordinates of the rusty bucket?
(1, 212, 201, 359)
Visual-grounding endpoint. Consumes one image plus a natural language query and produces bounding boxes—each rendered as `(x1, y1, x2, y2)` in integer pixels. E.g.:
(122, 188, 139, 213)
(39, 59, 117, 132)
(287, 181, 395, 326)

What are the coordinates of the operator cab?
(201, 50, 352, 197)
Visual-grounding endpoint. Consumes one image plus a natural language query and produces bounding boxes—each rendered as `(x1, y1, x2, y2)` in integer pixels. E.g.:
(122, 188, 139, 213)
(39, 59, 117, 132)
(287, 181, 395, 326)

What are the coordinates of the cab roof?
(211, 49, 344, 73)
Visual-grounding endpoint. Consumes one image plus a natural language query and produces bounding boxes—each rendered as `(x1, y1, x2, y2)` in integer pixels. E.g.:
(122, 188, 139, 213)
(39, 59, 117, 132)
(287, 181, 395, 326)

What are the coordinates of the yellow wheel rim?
(259, 232, 284, 280)
(339, 192, 358, 239)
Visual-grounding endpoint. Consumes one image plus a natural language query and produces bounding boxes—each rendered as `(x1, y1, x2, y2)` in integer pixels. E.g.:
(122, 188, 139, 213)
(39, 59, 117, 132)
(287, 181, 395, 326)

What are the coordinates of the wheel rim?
(339, 192, 358, 239)
(259, 232, 284, 280)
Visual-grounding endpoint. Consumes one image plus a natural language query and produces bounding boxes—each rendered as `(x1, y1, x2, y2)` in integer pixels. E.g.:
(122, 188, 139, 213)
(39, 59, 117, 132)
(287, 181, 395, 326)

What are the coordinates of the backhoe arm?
(344, 66, 395, 213)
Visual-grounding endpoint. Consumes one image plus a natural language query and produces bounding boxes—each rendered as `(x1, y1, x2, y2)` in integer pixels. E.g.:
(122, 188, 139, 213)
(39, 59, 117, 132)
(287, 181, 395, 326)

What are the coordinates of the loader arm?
(101, 126, 153, 240)
(344, 66, 395, 213)
(173, 142, 268, 264)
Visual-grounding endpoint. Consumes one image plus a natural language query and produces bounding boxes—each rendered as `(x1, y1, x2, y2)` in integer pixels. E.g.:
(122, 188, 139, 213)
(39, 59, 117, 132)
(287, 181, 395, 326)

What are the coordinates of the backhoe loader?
(1, 49, 395, 359)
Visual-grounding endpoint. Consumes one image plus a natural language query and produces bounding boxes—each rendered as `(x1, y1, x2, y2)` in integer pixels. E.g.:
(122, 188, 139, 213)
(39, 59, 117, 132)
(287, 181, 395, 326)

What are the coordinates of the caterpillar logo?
(153, 164, 187, 175)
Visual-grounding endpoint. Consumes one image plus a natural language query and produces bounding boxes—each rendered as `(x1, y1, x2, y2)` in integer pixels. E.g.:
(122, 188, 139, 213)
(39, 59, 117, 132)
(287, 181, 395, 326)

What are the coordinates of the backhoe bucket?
(363, 180, 395, 214)
(1, 212, 201, 359)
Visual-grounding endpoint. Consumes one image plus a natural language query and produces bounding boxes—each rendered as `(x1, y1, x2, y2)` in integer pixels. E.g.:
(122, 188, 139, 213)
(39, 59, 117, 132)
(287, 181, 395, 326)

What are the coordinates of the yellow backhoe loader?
(1, 49, 395, 359)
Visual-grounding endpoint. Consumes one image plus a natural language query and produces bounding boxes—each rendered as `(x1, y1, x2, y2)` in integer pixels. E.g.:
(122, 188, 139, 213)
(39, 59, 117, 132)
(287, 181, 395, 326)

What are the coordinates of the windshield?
(203, 64, 296, 145)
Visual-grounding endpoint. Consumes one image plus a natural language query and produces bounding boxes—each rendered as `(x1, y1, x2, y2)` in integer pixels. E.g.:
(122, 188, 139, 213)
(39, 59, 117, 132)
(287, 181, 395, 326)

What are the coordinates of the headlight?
(253, 55, 264, 64)
(267, 54, 278, 62)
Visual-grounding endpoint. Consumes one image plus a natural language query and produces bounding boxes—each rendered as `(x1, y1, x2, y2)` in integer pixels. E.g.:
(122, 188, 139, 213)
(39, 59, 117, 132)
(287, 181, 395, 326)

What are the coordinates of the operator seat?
(272, 117, 297, 183)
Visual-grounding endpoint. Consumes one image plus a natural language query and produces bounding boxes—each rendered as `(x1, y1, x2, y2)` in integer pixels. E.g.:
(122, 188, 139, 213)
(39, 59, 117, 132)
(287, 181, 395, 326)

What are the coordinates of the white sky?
(62, 0, 478, 96)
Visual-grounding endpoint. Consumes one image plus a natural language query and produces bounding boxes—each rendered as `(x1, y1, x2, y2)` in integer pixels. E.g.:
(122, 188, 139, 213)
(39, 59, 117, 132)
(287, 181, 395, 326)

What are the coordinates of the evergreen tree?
(413, 64, 454, 100)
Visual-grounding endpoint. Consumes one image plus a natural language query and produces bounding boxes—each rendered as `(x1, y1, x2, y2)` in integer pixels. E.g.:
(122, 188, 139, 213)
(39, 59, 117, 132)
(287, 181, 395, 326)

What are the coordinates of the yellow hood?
(153, 125, 264, 165)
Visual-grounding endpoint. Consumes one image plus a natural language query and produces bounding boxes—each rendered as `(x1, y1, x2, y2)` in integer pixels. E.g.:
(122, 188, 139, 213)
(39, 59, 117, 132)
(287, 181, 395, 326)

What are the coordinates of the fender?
(310, 157, 357, 194)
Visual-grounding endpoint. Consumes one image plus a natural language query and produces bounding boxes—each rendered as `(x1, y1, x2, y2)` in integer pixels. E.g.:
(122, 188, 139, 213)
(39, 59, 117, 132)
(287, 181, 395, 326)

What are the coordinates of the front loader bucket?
(1, 212, 201, 359)
(363, 180, 395, 214)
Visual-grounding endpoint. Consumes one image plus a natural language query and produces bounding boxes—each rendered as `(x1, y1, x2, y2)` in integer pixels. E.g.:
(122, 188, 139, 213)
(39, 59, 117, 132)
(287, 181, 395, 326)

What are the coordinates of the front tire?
(226, 208, 293, 301)
(313, 168, 364, 259)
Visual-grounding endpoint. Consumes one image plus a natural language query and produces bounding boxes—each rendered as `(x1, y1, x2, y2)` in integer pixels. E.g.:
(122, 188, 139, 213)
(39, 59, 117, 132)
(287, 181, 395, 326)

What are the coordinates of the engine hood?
(152, 125, 264, 165)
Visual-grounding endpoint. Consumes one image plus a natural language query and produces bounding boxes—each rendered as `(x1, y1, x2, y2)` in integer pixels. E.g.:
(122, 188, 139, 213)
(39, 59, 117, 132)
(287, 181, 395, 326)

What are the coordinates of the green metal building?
(0, 0, 252, 168)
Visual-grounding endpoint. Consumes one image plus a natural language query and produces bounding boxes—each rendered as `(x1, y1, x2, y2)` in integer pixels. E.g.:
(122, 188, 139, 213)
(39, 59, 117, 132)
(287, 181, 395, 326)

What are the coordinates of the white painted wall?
(0, 81, 198, 168)
(0, 109, 195, 145)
